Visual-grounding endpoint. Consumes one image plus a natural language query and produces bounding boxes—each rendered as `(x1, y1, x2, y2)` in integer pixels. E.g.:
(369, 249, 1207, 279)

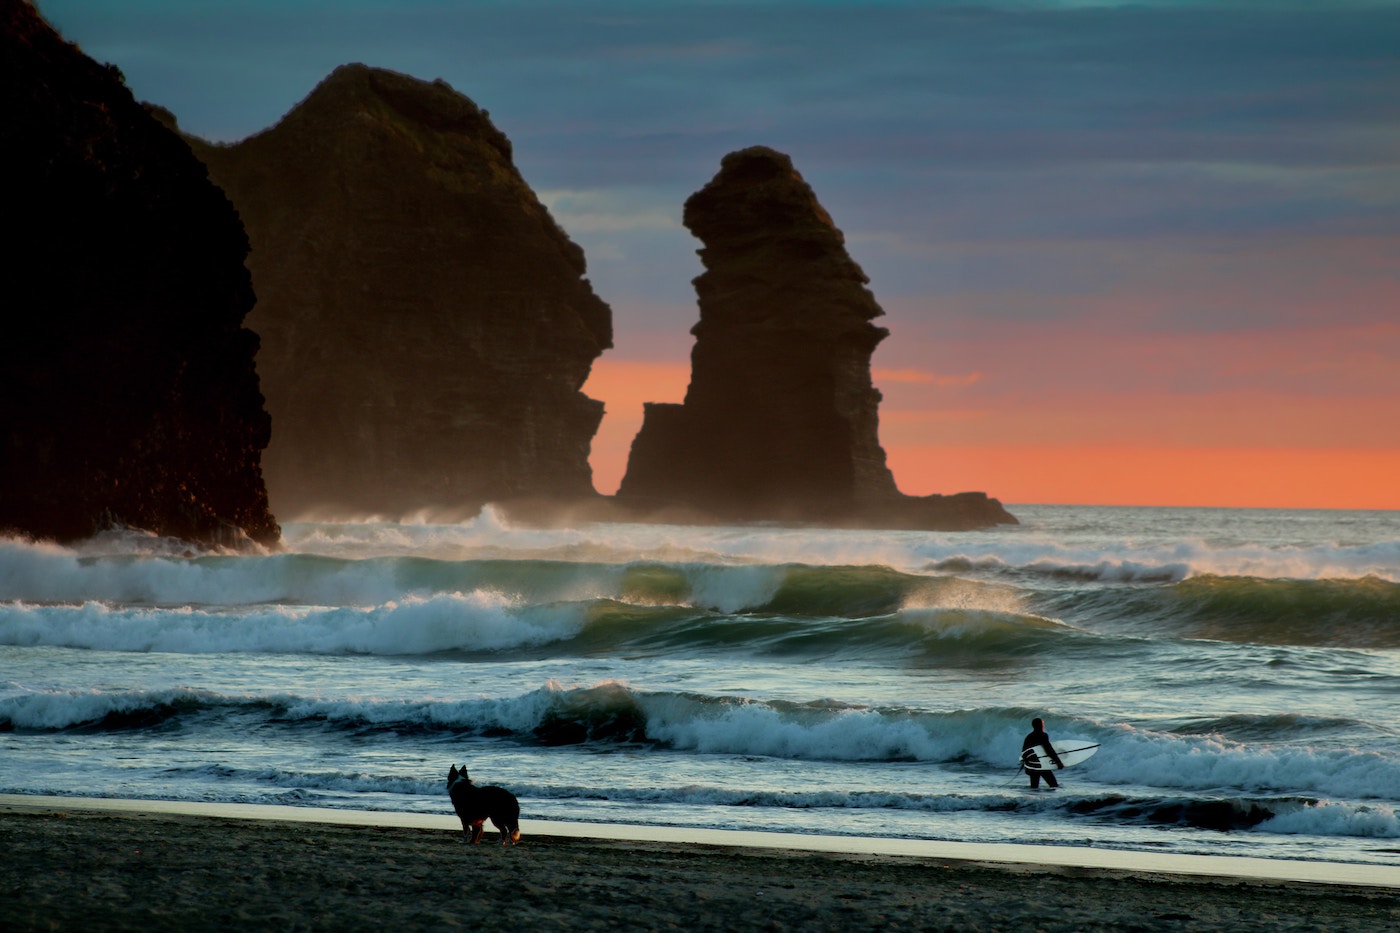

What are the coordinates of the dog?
(447, 764, 521, 845)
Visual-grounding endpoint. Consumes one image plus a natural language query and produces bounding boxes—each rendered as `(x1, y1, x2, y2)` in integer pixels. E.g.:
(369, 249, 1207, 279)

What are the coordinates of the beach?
(4, 507, 1398, 922)
(3, 802, 1397, 932)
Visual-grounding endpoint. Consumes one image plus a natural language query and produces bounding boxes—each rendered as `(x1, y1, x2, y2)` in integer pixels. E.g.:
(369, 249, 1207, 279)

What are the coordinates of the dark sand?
(2, 807, 1396, 932)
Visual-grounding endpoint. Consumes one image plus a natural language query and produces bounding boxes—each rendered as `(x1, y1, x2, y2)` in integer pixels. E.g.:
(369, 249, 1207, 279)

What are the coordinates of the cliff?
(184, 65, 613, 518)
(616, 147, 1015, 530)
(0, 0, 279, 547)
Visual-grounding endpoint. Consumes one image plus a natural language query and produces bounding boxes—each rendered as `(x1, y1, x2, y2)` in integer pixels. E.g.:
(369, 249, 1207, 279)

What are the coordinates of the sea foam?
(0, 593, 588, 655)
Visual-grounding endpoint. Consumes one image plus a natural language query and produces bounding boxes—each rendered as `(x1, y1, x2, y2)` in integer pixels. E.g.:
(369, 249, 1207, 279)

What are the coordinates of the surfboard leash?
(998, 762, 1028, 788)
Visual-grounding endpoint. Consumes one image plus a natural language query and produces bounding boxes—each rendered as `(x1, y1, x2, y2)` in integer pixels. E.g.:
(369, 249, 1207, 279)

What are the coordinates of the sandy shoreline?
(3, 798, 1397, 932)
(5, 794, 1399, 889)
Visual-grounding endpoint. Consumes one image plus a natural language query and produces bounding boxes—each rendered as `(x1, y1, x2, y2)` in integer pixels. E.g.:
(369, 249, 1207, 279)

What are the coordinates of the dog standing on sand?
(447, 764, 521, 845)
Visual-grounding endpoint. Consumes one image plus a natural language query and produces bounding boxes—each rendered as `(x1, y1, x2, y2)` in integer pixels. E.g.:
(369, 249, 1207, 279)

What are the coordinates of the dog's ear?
(448, 764, 458, 781)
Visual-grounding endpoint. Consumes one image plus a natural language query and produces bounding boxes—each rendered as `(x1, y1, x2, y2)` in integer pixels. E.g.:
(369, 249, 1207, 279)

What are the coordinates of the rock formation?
(0, 0, 279, 547)
(183, 65, 612, 518)
(616, 147, 1015, 530)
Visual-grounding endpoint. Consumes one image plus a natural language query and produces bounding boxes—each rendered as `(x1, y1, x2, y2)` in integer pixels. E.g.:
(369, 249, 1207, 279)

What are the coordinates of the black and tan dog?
(447, 764, 521, 845)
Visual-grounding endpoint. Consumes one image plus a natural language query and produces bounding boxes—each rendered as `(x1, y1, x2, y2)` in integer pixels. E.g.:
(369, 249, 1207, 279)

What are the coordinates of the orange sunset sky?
(581, 229, 1399, 510)
(584, 331, 1400, 510)
(45, 0, 1400, 510)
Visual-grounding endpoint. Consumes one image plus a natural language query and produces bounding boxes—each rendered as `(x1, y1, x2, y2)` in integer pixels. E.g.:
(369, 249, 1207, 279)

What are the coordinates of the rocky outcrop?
(616, 147, 1015, 530)
(0, 0, 279, 547)
(183, 65, 612, 518)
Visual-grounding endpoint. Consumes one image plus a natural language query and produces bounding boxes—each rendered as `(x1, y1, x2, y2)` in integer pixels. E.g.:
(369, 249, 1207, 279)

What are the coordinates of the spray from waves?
(294, 510, 1400, 584)
(0, 593, 589, 655)
(0, 595, 1086, 664)
(274, 510, 1397, 588)
(281, 509, 1000, 570)
(9, 525, 1397, 652)
(0, 534, 1001, 620)
(3, 533, 1083, 662)
(930, 541, 1400, 586)
(0, 534, 914, 617)
(0, 538, 644, 609)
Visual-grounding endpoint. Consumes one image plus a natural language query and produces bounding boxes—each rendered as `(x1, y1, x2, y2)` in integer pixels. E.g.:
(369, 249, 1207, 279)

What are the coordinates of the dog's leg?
(469, 821, 484, 844)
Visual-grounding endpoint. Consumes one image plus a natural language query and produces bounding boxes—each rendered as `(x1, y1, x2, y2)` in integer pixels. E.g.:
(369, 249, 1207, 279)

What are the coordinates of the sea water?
(2, 505, 1397, 866)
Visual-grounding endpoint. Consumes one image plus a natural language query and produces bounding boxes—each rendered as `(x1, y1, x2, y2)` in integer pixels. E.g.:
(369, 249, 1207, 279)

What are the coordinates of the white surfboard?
(1021, 742, 1099, 772)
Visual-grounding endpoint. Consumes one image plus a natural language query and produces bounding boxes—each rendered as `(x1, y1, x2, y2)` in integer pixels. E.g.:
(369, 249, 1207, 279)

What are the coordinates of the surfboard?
(1021, 743, 1099, 772)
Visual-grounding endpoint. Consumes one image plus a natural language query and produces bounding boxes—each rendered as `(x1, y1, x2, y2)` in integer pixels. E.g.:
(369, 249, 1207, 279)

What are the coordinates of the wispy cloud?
(539, 188, 682, 235)
(874, 368, 982, 388)
(37, 0, 1400, 506)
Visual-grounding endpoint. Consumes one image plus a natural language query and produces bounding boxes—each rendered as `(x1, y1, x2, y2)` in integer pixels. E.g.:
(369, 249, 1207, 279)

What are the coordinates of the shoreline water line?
(4, 794, 1397, 890)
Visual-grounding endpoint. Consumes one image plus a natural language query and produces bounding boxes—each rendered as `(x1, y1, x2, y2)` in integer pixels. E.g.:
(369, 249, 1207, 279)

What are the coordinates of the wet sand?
(2, 801, 1397, 932)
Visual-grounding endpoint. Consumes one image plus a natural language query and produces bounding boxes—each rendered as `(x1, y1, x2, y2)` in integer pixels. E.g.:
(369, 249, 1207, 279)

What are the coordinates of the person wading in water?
(1022, 717, 1064, 790)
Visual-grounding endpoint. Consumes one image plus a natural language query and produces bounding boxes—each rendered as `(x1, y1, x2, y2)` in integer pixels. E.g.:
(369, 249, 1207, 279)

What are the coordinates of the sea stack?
(0, 0, 279, 547)
(617, 146, 1015, 530)
(185, 65, 613, 519)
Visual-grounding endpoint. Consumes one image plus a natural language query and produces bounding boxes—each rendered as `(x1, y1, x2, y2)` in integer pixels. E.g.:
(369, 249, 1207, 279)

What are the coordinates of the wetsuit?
(1021, 727, 1064, 789)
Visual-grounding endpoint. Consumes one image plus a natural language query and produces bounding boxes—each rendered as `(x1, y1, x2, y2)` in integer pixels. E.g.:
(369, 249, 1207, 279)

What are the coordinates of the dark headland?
(180, 74, 1013, 529)
(2, 0, 1014, 543)
(182, 74, 1013, 532)
(182, 64, 614, 520)
(0, 0, 278, 547)
(615, 147, 1016, 530)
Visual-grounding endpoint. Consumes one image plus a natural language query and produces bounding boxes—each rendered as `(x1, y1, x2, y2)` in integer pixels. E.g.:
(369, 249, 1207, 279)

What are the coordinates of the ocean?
(3, 504, 1397, 866)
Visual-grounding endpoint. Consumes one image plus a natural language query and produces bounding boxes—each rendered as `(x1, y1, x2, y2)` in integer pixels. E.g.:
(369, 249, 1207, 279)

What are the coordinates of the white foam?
(0, 686, 212, 730)
(643, 695, 949, 761)
(5, 513, 1396, 619)
(1262, 799, 1400, 838)
(0, 593, 588, 655)
(683, 564, 786, 613)
(282, 517, 1400, 585)
(0, 680, 591, 733)
(1084, 726, 1400, 802)
(0, 539, 406, 607)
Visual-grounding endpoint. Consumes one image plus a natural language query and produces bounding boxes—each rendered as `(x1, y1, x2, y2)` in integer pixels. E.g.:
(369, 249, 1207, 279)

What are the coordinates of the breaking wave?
(5, 681, 1395, 841)
(4, 682, 1395, 805)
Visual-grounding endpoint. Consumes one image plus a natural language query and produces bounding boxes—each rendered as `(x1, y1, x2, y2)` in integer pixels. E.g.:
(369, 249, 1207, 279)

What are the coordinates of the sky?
(37, 0, 1400, 509)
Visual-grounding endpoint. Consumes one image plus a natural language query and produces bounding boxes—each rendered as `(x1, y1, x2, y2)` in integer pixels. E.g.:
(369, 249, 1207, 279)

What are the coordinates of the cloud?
(38, 0, 1400, 507)
(866, 234, 1400, 334)
(538, 188, 682, 235)
(874, 368, 982, 388)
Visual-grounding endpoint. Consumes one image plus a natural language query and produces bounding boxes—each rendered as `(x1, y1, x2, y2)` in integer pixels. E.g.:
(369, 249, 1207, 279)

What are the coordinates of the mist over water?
(3, 505, 1398, 864)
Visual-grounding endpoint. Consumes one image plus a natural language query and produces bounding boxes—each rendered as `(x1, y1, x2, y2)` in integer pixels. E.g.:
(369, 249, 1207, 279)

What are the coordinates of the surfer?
(1022, 717, 1064, 789)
